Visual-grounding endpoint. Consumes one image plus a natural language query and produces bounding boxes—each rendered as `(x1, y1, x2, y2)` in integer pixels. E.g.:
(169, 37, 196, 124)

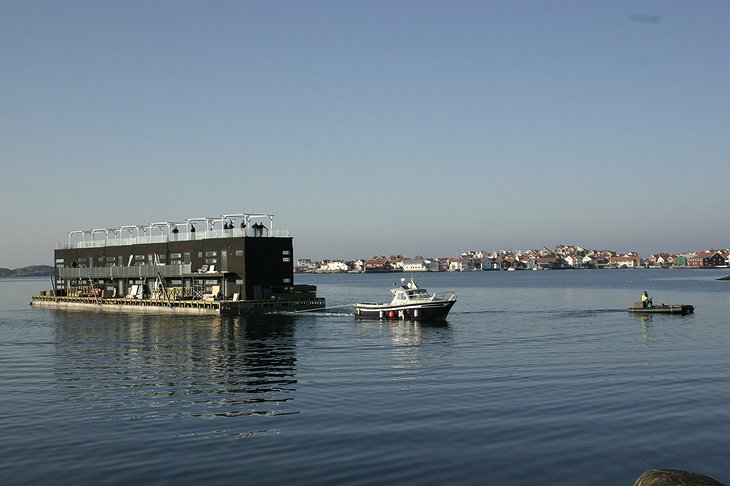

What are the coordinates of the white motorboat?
(354, 277, 457, 320)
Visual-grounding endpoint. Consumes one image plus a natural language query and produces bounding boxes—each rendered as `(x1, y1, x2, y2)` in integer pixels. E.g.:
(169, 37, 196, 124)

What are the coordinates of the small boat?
(628, 301, 694, 315)
(354, 277, 457, 320)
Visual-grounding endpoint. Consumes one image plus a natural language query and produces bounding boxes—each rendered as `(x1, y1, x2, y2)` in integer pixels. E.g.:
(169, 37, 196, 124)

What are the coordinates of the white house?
(320, 260, 349, 272)
(581, 255, 597, 267)
(402, 258, 428, 272)
(402, 258, 440, 272)
(610, 255, 641, 268)
(448, 258, 468, 271)
(296, 259, 318, 271)
(563, 255, 581, 268)
(351, 259, 364, 272)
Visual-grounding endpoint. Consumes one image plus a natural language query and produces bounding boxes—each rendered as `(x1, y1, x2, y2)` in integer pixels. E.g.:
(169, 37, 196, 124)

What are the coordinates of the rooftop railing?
(58, 227, 291, 250)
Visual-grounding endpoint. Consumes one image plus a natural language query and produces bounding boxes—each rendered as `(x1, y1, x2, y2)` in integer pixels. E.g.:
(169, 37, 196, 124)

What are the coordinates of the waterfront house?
(687, 251, 726, 267)
(448, 258, 469, 272)
(319, 260, 349, 273)
(610, 255, 641, 268)
(648, 253, 674, 267)
(296, 258, 318, 273)
(532, 256, 564, 270)
(351, 259, 364, 273)
(364, 258, 396, 272)
(402, 258, 439, 272)
(481, 258, 497, 271)
(562, 255, 581, 268)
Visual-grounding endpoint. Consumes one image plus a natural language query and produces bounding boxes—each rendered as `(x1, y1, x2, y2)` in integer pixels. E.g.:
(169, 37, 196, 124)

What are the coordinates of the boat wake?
(266, 310, 354, 317)
(455, 308, 626, 317)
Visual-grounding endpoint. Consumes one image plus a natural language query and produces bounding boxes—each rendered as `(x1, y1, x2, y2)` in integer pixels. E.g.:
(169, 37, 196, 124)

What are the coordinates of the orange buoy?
(388, 310, 395, 318)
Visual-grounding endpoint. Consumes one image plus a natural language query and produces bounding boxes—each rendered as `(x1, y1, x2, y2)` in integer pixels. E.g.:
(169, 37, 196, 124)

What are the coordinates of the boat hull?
(354, 300, 456, 320)
(628, 304, 694, 315)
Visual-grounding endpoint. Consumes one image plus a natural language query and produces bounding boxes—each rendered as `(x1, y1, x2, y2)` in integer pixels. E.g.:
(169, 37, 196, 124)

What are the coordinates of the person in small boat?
(642, 291, 652, 308)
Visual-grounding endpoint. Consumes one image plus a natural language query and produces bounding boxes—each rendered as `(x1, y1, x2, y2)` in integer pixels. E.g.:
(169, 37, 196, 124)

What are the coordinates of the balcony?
(58, 264, 194, 279)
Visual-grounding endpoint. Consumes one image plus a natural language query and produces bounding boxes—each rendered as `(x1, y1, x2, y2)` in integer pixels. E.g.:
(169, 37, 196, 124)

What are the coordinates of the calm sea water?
(2, 270, 729, 485)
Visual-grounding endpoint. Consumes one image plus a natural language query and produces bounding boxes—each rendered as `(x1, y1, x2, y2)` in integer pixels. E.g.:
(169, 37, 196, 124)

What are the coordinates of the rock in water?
(634, 469, 725, 486)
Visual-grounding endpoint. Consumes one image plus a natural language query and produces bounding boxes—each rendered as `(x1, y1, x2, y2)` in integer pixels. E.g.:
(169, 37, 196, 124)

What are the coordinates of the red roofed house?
(610, 255, 641, 268)
(686, 251, 726, 267)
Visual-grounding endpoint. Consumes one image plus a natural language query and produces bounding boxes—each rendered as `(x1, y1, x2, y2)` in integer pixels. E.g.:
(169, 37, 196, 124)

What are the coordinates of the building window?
(235, 250, 243, 256)
(283, 278, 291, 284)
(283, 257, 291, 262)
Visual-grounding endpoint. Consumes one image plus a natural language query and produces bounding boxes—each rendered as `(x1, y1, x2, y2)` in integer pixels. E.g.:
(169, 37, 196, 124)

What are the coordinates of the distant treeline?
(0, 265, 54, 277)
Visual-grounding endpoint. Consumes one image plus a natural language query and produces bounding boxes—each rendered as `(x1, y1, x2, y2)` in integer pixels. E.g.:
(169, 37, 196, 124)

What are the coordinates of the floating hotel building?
(31, 212, 324, 315)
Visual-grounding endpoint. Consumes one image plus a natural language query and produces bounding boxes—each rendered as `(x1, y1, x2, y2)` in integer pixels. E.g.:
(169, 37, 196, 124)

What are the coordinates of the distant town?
(296, 245, 730, 273)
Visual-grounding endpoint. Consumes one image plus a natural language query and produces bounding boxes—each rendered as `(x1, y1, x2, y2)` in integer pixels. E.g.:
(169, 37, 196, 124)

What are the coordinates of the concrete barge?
(31, 294, 324, 315)
(31, 211, 325, 315)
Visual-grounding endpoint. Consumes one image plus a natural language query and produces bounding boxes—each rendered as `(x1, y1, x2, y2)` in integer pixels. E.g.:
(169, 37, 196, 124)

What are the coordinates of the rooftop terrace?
(59, 213, 290, 249)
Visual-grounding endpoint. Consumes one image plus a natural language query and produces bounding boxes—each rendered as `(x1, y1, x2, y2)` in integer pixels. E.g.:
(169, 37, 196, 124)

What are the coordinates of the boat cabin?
(391, 278, 434, 303)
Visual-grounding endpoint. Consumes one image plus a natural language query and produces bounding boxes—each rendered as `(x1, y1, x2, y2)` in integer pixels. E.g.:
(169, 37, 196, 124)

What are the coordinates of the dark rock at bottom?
(634, 469, 725, 486)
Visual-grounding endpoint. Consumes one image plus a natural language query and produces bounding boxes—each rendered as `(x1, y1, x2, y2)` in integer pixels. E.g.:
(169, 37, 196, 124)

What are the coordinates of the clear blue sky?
(2, 1, 729, 268)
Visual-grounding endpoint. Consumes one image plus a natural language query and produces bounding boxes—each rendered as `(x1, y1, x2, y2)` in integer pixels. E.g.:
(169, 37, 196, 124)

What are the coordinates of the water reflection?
(389, 321, 451, 347)
(53, 311, 299, 435)
(635, 314, 653, 342)
(356, 320, 452, 346)
(356, 320, 454, 384)
(634, 314, 693, 344)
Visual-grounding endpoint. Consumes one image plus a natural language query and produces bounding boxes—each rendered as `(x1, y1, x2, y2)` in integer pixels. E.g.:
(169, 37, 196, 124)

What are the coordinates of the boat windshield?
(407, 289, 431, 299)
